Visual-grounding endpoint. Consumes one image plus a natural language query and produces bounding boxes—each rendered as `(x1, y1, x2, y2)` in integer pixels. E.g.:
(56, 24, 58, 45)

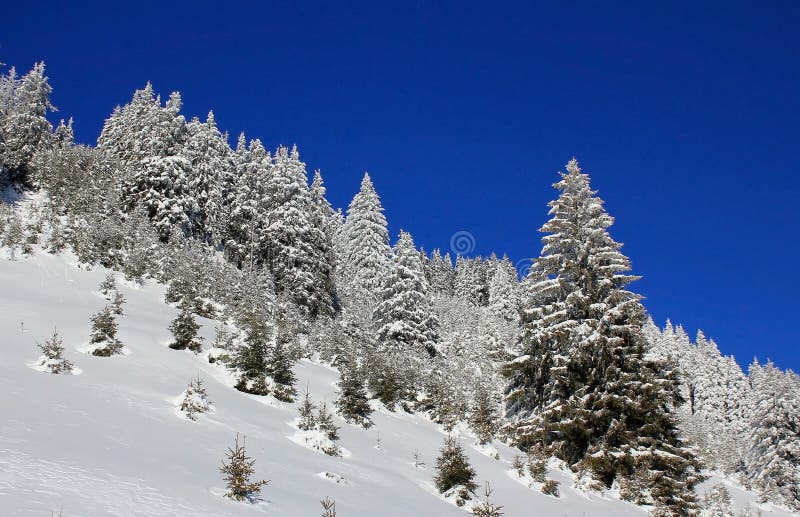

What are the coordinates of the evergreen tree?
(36, 329, 74, 374)
(98, 273, 116, 299)
(225, 137, 269, 267)
(111, 291, 126, 316)
(297, 388, 317, 431)
(487, 256, 519, 323)
(180, 373, 211, 421)
(90, 305, 123, 356)
(702, 484, 733, 517)
(220, 433, 269, 502)
(183, 111, 234, 243)
(744, 360, 800, 511)
(232, 311, 273, 396)
(168, 304, 203, 352)
(335, 351, 373, 427)
(434, 436, 477, 505)
(469, 383, 500, 445)
(472, 482, 504, 517)
(263, 145, 333, 318)
(316, 402, 340, 441)
(340, 172, 391, 301)
(503, 159, 702, 513)
(268, 333, 297, 402)
(0, 62, 55, 185)
(375, 231, 439, 359)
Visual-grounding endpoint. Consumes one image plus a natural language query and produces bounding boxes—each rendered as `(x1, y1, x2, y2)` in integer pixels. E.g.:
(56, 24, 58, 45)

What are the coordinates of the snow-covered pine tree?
(427, 248, 455, 296)
(340, 172, 391, 303)
(220, 433, 269, 502)
(232, 310, 273, 396)
(434, 435, 478, 506)
(469, 383, 500, 445)
(98, 273, 116, 299)
(89, 305, 123, 356)
(375, 231, 439, 358)
(0, 62, 55, 186)
(111, 291, 126, 316)
(702, 484, 733, 517)
(36, 329, 74, 374)
(224, 136, 269, 267)
(487, 256, 519, 323)
(180, 373, 211, 421)
(268, 327, 297, 402)
(263, 145, 333, 318)
(316, 402, 340, 441)
(744, 360, 800, 511)
(335, 351, 373, 428)
(503, 159, 702, 514)
(183, 111, 235, 243)
(298, 388, 317, 431)
(168, 303, 203, 352)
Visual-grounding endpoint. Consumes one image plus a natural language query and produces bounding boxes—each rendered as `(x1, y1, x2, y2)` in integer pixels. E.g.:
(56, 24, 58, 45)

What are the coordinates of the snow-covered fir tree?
(263, 145, 333, 319)
(179, 373, 211, 421)
(340, 172, 391, 303)
(503, 159, 702, 514)
(375, 231, 439, 357)
(183, 111, 235, 243)
(0, 62, 55, 186)
(335, 351, 373, 428)
(744, 360, 800, 511)
(36, 328, 74, 374)
(487, 256, 520, 323)
(434, 436, 477, 506)
(168, 303, 203, 352)
(89, 305, 123, 356)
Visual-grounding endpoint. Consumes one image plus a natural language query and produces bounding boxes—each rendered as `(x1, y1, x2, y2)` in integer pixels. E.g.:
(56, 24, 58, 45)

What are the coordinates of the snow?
(0, 249, 794, 516)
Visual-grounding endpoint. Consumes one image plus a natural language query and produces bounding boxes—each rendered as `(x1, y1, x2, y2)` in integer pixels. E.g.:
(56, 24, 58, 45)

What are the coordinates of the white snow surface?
(0, 249, 794, 516)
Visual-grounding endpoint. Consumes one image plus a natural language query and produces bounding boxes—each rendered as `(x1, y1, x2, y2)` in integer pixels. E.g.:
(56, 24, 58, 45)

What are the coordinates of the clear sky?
(3, 1, 798, 371)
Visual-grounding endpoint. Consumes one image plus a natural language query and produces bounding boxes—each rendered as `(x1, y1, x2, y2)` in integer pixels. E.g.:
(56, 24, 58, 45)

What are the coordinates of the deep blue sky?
(3, 1, 798, 371)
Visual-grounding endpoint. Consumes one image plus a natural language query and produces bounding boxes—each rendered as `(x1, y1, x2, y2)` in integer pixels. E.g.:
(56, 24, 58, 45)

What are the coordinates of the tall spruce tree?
(375, 231, 439, 359)
(503, 159, 701, 513)
(263, 145, 333, 318)
(340, 173, 391, 303)
(0, 62, 55, 186)
(744, 360, 800, 511)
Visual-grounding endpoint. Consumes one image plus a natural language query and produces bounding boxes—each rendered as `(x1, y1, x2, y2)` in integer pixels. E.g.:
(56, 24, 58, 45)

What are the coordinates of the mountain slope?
(0, 249, 790, 516)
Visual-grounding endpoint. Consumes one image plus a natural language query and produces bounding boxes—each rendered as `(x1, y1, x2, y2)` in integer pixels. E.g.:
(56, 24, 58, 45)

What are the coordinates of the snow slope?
(0, 249, 792, 516)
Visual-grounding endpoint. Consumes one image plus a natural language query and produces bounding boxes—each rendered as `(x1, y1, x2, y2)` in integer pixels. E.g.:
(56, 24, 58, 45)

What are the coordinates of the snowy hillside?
(0, 249, 790, 516)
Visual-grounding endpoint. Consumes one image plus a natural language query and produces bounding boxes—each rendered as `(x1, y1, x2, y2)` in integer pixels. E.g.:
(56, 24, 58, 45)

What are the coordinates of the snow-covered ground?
(0, 249, 793, 516)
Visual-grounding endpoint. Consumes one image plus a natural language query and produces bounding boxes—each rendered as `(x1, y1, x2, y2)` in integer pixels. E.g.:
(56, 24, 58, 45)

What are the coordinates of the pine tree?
(36, 329, 74, 374)
(320, 497, 337, 517)
(180, 373, 211, 421)
(340, 172, 391, 302)
(472, 481, 504, 517)
(263, 145, 333, 318)
(316, 402, 340, 441)
(111, 291, 126, 316)
(168, 304, 203, 352)
(487, 256, 519, 323)
(220, 433, 269, 502)
(183, 111, 234, 243)
(232, 311, 273, 396)
(503, 159, 702, 513)
(434, 436, 477, 505)
(0, 62, 55, 185)
(225, 137, 269, 267)
(702, 484, 733, 517)
(744, 360, 800, 511)
(90, 306, 123, 356)
(99, 273, 116, 299)
(375, 231, 439, 359)
(335, 351, 373, 428)
(469, 383, 499, 445)
(268, 334, 297, 402)
(297, 388, 317, 431)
